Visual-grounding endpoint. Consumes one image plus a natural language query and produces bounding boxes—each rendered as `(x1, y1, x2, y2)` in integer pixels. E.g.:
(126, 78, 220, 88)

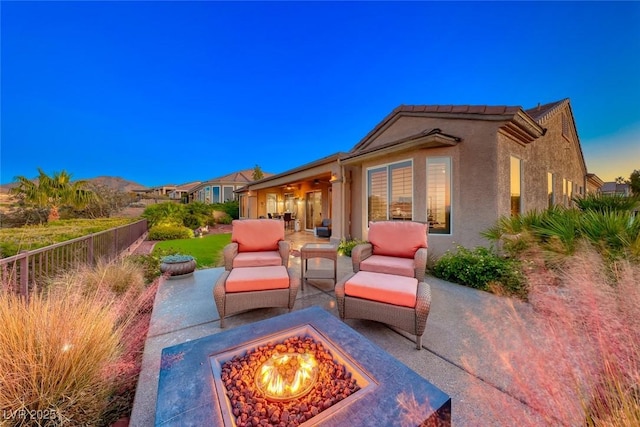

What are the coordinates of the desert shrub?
(485, 207, 640, 261)
(128, 247, 175, 283)
(148, 224, 194, 240)
(212, 200, 240, 220)
(579, 210, 640, 259)
(141, 202, 185, 227)
(216, 213, 233, 224)
(573, 192, 640, 213)
(432, 245, 526, 297)
(337, 238, 368, 257)
(0, 289, 122, 425)
(47, 259, 146, 297)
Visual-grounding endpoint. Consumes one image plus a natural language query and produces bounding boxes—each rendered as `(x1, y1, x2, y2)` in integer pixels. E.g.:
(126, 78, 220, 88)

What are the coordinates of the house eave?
(235, 152, 345, 193)
(498, 111, 546, 144)
(342, 131, 461, 165)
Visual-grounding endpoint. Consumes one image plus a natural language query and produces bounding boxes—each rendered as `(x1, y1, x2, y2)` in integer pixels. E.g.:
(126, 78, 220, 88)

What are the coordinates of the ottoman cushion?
(226, 265, 289, 293)
(345, 271, 418, 308)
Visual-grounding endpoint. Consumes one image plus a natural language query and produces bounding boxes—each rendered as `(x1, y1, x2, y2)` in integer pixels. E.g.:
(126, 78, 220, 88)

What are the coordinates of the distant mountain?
(0, 176, 148, 194)
(86, 176, 149, 193)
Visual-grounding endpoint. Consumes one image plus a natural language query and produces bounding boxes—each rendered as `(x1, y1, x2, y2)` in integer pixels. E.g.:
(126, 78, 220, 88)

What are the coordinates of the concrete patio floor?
(130, 245, 545, 426)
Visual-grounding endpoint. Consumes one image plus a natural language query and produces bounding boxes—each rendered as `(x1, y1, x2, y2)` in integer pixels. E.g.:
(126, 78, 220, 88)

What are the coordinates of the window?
(389, 162, 413, 220)
(223, 186, 234, 202)
(547, 172, 555, 208)
(212, 186, 221, 203)
(367, 160, 412, 222)
(427, 157, 451, 234)
(510, 157, 522, 216)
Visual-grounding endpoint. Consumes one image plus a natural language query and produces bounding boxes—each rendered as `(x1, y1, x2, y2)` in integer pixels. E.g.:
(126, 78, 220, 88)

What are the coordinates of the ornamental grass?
(0, 258, 157, 426)
(466, 243, 640, 425)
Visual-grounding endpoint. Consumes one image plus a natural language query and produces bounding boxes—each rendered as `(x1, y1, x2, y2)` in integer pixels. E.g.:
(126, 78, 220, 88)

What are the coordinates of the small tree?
(629, 169, 640, 195)
(252, 164, 264, 181)
(615, 176, 626, 184)
(10, 168, 98, 222)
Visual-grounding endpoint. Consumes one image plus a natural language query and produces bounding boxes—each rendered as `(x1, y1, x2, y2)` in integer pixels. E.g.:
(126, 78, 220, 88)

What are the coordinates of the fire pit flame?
(255, 352, 318, 401)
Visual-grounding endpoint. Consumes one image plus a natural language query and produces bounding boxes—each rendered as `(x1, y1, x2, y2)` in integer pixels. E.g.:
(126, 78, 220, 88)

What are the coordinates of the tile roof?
(208, 169, 273, 183)
(393, 104, 521, 115)
(524, 98, 569, 123)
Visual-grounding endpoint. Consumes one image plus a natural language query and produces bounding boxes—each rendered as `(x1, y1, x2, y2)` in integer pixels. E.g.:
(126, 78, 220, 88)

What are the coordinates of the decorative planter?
(160, 256, 197, 279)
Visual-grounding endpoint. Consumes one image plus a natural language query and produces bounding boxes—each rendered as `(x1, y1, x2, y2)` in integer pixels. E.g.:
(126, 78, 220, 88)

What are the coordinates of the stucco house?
(237, 99, 602, 258)
(189, 169, 273, 204)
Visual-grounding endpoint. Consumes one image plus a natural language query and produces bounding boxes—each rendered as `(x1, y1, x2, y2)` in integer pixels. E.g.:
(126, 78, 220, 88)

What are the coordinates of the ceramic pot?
(160, 259, 196, 279)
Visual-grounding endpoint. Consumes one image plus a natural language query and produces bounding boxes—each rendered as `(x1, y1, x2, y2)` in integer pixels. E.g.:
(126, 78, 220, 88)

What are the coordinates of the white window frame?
(365, 159, 414, 224)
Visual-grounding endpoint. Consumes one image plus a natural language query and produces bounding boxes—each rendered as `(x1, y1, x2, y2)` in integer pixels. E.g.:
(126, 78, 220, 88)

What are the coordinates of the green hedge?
(432, 246, 526, 297)
(148, 225, 194, 241)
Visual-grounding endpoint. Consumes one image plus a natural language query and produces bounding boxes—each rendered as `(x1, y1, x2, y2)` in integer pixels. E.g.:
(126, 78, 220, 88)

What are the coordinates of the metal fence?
(0, 219, 148, 301)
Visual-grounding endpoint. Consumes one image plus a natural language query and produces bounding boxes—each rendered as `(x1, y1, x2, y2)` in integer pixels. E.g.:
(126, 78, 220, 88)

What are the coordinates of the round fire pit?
(255, 352, 318, 402)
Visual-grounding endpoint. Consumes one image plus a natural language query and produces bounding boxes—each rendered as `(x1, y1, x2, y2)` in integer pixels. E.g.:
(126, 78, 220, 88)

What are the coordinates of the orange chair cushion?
(368, 221, 427, 259)
(225, 266, 290, 293)
(232, 251, 282, 268)
(232, 219, 285, 252)
(360, 255, 415, 278)
(345, 271, 418, 308)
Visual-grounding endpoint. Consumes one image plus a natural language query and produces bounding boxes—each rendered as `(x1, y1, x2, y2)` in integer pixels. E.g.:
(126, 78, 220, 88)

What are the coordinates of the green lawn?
(152, 233, 232, 268)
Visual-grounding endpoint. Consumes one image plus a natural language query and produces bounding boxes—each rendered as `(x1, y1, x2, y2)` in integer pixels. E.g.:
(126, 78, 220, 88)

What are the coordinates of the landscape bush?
(148, 224, 194, 240)
(141, 202, 185, 227)
(128, 247, 175, 283)
(337, 238, 368, 257)
(215, 213, 233, 224)
(573, 192, 639, 213)
(142, 201, 238, 229)
(212, 200, 240, 220)
(432, 245, 526, 297)
(483, 205, 640, 260)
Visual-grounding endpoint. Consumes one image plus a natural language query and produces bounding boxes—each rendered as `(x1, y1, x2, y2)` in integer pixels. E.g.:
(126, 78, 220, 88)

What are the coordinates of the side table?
(300, 243, 338, 290)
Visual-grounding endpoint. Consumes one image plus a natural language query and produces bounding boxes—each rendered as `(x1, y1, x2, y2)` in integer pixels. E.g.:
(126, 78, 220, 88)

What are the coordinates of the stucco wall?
(497, 105, 587, 217)
(348, 115, 505, 259)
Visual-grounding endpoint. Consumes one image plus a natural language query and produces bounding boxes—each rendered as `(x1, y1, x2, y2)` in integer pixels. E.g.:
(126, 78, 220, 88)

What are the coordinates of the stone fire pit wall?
(155, 306, 451, 426)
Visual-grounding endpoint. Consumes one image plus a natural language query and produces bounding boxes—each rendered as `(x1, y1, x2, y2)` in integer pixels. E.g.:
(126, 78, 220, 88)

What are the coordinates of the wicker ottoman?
(335, 271, 431, 350)
(214, 265, 299, 328)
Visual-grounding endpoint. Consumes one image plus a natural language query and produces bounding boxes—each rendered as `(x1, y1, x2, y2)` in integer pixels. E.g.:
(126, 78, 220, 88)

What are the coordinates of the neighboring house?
(189, 169, 273, 204)
(600, 182, 631, 197)
(237, 99, 598, 258)
(168, 181, 202, 202)
(586, 173, 604, 194)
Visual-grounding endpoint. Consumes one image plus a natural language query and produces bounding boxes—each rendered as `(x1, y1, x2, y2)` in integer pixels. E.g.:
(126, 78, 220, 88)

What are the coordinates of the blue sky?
(1, 1, 639, 187)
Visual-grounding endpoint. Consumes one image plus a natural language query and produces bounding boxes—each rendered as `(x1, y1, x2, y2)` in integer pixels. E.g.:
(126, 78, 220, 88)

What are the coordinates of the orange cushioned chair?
(214, 219, 299, 327)
(335, 221, 431, 349)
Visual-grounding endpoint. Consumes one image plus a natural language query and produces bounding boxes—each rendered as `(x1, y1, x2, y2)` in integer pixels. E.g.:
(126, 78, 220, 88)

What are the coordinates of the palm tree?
(11, 168, 98, 222)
